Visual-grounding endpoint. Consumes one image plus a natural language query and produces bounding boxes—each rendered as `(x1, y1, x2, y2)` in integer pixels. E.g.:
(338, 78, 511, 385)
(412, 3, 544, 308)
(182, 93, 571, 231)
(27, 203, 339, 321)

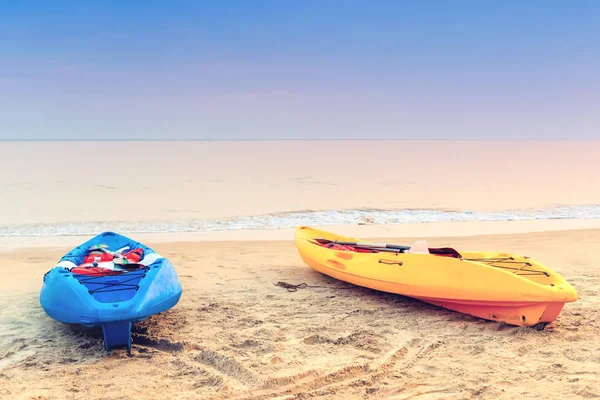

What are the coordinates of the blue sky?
(1, 1, 599, 140)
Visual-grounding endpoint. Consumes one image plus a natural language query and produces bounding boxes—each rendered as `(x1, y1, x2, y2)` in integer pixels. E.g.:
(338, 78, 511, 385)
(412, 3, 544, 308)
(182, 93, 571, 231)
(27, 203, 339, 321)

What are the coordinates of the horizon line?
(2, 138, 599, 143)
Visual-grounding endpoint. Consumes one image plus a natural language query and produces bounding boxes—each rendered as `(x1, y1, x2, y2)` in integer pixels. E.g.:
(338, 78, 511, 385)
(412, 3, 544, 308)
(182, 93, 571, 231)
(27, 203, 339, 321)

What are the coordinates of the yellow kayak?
(294, 226, 577, 329)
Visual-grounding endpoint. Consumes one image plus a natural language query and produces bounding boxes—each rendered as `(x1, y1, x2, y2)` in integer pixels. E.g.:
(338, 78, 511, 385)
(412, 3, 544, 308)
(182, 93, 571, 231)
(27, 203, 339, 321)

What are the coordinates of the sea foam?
(1, 205, 599, 237)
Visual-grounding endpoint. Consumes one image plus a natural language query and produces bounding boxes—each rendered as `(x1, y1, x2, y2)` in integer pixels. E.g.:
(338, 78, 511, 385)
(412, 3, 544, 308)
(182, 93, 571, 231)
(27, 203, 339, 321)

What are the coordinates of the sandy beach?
(1, 226, 599, 399)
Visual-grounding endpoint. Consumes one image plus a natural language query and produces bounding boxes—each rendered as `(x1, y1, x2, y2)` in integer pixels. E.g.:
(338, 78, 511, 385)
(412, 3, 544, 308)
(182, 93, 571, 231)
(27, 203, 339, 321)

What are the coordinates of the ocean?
(1, 140, 599, 237)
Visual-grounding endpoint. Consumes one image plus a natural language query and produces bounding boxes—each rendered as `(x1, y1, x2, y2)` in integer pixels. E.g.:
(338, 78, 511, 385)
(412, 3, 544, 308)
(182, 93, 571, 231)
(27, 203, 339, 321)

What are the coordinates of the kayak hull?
(417, 297, 565, 328)
(295, 226, 577, 328)
(40, 232, 182, 350)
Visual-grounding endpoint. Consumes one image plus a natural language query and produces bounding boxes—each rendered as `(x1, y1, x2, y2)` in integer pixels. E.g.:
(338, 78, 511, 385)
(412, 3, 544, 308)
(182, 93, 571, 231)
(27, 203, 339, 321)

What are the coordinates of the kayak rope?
(273, 282, 309, 292)
(464, 257, 549, 277)
(378, 260, 403, 266)
(76, 268, 149, 294)
(272, 281, 355, 292)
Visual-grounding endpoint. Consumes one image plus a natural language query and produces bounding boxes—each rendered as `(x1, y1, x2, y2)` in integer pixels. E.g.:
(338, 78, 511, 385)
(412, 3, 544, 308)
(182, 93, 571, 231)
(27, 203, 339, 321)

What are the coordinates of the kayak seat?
(429, 247, 462, 258)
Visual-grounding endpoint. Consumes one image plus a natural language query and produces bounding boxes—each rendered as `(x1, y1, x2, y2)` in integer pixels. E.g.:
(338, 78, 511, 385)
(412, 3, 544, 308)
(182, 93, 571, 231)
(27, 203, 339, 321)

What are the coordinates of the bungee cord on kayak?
(463, 257, 550, 277)
(75, 268, 149, 294)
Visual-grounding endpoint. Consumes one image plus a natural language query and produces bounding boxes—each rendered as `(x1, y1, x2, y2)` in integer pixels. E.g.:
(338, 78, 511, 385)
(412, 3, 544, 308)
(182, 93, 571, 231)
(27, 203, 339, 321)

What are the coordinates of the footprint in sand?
(414, 364, 441, 374)
(270, 355, 284, 364)
(303, 335, 329, 345)
(563, 348, 592, 362)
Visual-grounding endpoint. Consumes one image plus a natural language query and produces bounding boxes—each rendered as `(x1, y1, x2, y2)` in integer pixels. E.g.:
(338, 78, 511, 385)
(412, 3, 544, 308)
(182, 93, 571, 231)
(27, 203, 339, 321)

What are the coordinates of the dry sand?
(1, 228, 599, 399)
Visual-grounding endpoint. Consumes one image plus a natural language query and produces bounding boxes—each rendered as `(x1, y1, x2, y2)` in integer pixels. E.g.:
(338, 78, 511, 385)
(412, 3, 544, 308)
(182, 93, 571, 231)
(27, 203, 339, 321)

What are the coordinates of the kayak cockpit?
(312, 238, 463, 258)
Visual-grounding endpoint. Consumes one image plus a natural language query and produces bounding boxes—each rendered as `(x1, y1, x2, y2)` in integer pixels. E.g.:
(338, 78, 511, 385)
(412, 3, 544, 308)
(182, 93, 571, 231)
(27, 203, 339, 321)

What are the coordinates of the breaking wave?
(1, 205, 600, 237)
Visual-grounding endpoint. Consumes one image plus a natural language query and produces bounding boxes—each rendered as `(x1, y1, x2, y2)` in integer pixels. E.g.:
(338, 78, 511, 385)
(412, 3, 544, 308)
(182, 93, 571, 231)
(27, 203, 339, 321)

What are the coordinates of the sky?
(1, 1, 599, 140)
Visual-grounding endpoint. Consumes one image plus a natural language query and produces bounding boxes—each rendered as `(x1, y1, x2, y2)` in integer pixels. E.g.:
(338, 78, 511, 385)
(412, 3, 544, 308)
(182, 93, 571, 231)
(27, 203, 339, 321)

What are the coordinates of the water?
(2, 205, 599, 237)
(2, 140, 599, 237)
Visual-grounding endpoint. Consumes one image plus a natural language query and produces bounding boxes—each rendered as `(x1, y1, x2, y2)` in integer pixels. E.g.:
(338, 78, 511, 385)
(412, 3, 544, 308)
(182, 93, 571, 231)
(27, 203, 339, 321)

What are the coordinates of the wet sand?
(1, 228, 599, 399)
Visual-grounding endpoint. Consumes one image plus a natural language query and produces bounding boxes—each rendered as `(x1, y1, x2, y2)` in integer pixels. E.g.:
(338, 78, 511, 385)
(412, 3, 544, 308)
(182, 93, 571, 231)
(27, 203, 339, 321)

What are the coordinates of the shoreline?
(2, 218, 600, 251)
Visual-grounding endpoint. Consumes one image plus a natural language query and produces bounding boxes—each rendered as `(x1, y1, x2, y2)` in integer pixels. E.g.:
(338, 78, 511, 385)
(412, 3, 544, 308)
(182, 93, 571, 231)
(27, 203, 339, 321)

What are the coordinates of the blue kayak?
(40, 232, 182, 351)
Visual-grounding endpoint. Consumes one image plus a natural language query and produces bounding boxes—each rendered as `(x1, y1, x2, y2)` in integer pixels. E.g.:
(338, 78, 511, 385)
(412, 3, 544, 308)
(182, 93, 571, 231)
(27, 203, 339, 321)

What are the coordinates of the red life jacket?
(71, 248, 145, 276)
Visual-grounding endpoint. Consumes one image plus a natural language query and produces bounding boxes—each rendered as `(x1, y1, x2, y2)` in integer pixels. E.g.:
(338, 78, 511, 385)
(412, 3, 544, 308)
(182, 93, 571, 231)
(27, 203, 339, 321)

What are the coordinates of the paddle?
(313, 238, 410, 253)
